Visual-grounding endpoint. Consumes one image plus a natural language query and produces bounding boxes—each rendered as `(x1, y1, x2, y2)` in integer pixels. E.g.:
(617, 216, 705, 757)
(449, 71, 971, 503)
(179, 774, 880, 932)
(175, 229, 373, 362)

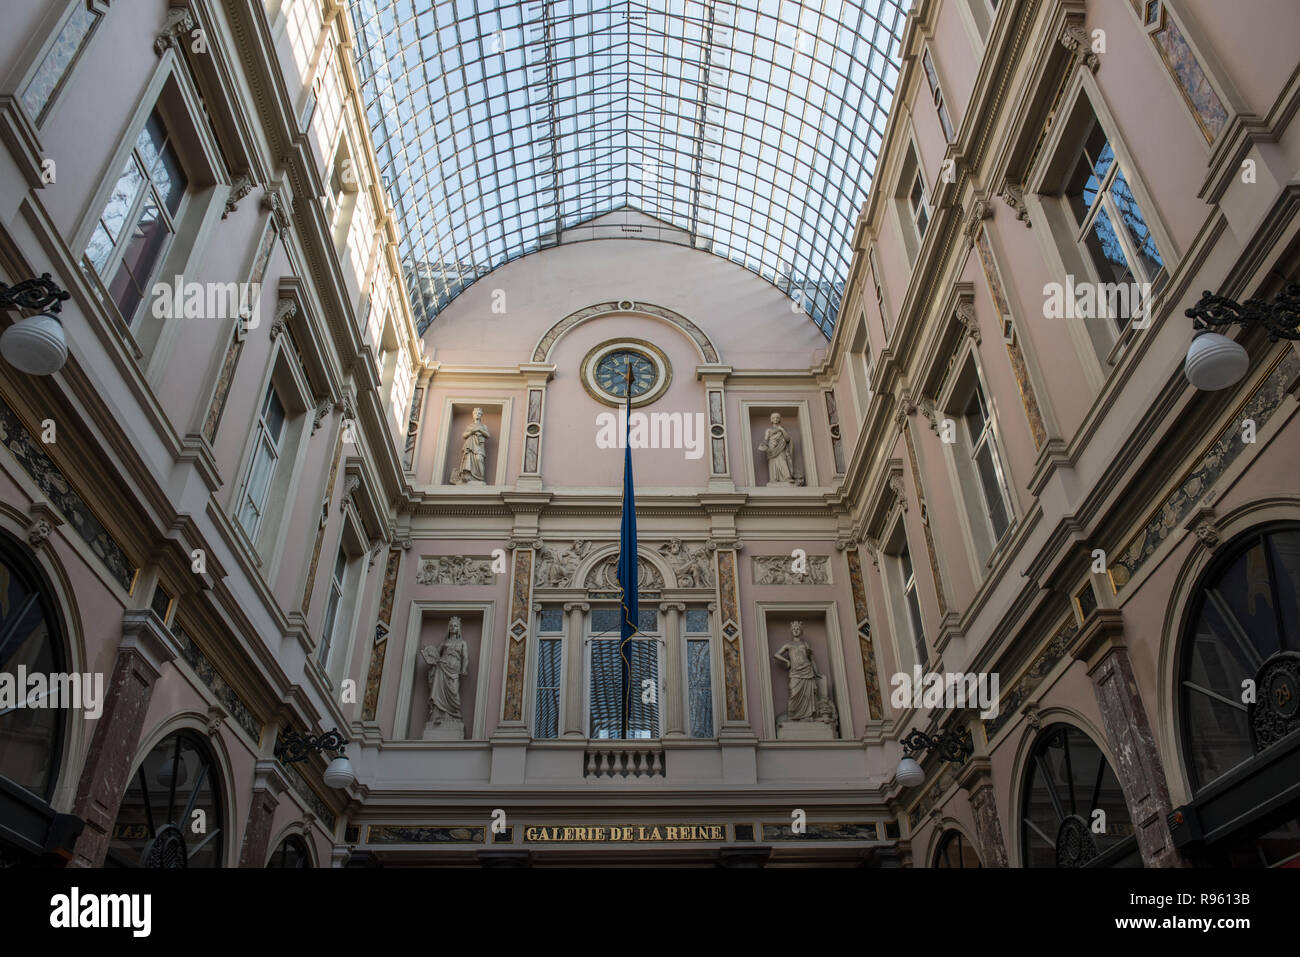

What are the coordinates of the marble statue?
(453, 408, 490, 485)
(421, 616, 470, 739)
(758, 412, 799, 486)
(773, 620, 837, 739)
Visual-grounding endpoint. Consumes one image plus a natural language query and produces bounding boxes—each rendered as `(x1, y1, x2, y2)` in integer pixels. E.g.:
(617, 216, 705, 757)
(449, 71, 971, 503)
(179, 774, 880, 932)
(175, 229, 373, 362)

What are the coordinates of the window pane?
(589, 640, 621, 738)
(136, 112, 168, 175)
(100, 158, 146, 244)
(20, 5, 99, 121)
(115, 197, 169, 307)
(319, 587, 341, 663)
(685, 608, 710, 633)
(975, 443, 1010, 541)
(687, 638, 713, 737)
(591, 607, 620, 634)
(1082, 205, 1135, 288)
(152, 142, 188, 216)
(534, 638, 561, 738)
(589, 638, 658, 738)
(85, 224, 115, 274)
(263, 388, 286, 443)
(637, 608, 657, 633)
(1108, 168, 1163, 279)
(241, 441, 276, 534)
(538, 607, 564, 633)
(333, 548, 347, 581)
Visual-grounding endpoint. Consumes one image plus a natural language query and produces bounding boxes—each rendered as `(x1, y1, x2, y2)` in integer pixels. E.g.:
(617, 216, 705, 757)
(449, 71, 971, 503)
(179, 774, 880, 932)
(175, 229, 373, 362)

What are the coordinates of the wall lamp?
(894, 727, 974, 788)
(1184, 281, 1299, 390)
(0, 273, 70, 375)
(275, 728, 355, 789)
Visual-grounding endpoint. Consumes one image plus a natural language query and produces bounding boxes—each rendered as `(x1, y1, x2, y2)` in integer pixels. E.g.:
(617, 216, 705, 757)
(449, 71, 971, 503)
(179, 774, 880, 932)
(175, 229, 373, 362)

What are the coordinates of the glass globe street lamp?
(275, 728, 355, 790)
(1183, 282, 1299, 391)
(894, 727, 974, 789)
(0, 273, 71, 375)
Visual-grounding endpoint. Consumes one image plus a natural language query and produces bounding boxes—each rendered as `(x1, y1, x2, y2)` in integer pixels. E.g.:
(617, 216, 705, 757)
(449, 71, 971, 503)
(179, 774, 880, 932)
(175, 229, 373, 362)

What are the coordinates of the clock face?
(595, 350, 657, 399)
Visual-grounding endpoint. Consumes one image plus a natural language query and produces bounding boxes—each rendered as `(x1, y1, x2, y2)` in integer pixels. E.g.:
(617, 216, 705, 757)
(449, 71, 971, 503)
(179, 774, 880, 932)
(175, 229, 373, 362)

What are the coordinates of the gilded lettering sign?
(523, 824, 726, 843)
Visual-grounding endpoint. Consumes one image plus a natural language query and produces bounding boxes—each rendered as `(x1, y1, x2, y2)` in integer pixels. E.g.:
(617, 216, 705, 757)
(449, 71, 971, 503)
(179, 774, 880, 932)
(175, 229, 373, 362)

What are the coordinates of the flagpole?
(620, 363, 633, 741)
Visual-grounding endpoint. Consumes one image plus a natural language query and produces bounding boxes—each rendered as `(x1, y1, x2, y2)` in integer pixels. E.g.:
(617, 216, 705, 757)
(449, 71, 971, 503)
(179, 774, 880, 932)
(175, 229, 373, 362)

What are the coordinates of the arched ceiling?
(349, 0, 906, 337)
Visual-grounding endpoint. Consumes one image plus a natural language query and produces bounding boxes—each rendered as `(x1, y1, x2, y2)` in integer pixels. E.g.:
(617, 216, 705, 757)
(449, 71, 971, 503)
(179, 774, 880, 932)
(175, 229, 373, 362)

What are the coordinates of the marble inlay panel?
(902, 425, 947, 616)
(982, 618, 1078, 740)
(366, 825, 485, 844)
(171, 622, 261, 739)
(847, 548, 883, 720)
(301, 432, 345, 613)
(715, 549, 745, 722)
(502, 547, 534, 721)
(762, 821, 880, 841)
(1151, 12, 1228, 142)
(362, 549, 403, 721)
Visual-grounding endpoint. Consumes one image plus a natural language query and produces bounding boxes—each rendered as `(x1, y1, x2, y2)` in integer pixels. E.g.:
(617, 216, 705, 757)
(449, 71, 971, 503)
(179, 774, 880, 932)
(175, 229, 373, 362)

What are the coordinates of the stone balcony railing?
(584, 745, 666, 778)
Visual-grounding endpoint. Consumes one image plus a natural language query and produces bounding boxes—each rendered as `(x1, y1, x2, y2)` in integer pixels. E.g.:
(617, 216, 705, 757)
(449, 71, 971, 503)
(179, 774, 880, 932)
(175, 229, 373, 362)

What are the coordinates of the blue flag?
(616, 365, 638, 739)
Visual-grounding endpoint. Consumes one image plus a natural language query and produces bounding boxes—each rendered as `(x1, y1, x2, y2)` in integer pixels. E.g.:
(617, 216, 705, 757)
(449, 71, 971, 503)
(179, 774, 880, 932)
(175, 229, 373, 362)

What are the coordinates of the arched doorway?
(0, 534, 73, 865)
(933, 829, 981, 868)
(1173, 522, 1300, 866)
(1019, 723, 1139, 867)
(106, 729, 225, 867)
(267, 833, 312, 868)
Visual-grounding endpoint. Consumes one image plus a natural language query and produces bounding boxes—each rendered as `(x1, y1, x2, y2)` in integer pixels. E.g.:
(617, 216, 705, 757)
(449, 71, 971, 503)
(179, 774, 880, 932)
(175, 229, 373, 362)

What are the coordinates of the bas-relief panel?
(170, 622, 261, 740)
(0, 397, 135, 589)
(1110, 351, 1299, 588)
(981, 618, 1078, 740)
(750, 554, 831, 585)
(416, 555, 495, 585)
(761, 822, 881, 841)
(366, 825, 485, 844)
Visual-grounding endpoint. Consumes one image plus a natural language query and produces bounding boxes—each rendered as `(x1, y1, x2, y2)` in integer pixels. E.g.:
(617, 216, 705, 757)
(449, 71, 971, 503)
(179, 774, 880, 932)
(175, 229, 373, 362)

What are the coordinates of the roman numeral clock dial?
(581, 341, 671, 407)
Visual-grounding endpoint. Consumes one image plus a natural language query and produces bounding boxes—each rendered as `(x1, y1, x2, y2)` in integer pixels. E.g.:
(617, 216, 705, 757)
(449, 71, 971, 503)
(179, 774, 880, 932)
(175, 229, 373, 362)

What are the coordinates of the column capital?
(563, 601, 590, 613)
(658, 601, 686, 613)
(119, 609, 182, 683)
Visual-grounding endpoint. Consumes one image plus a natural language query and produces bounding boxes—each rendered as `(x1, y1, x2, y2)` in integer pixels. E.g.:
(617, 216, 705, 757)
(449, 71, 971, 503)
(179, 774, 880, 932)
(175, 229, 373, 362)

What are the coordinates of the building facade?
(0, 0, 1296, 868)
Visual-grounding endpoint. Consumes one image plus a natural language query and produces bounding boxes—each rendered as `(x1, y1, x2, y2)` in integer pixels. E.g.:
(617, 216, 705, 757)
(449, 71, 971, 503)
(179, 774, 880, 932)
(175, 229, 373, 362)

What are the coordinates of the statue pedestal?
(776, 717, 836, 740)
(423, 718, 465, 740)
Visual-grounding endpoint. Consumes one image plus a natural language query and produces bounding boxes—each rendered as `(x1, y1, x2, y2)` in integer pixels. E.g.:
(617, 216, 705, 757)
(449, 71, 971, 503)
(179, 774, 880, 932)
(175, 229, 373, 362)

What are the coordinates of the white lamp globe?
(0, 313, 68, 375)
(323, 754, 356, 789)
(895, 756, 925, 788)
(1184, 331, 1249, 391)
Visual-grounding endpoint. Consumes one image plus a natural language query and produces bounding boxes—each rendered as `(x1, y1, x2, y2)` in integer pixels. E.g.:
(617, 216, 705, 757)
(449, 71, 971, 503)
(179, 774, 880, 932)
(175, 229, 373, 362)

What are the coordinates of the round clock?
(580, 339, 672, 407)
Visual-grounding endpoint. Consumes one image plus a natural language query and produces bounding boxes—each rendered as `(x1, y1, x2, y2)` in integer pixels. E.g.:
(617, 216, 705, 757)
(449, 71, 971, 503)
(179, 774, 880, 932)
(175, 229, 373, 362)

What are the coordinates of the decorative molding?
(963, 198, 993, 242)
(1060, 24, 1100, 74)
(998, 181, 1032, 227)
(954, 300, 981, 344)
(260, 188, 291, 231)
(223, 173, 255, 219)
(312, 398, 333, 434)
(205, 704, 227, 738)
(888, 473, 909, 511)
(153, 5, 196, 57)
(269, 297, 297, 340)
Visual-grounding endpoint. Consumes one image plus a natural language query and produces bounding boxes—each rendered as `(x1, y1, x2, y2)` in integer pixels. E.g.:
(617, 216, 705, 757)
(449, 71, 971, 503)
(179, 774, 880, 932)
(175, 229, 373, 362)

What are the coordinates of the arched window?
(106, 729, 224, 867)
(0, 537, 67, 800)
(267, 834, 312, 868)
(1020, 724, 1136, 867)
(1179, 523, 1300, 790)
(933, 829, 981, 868)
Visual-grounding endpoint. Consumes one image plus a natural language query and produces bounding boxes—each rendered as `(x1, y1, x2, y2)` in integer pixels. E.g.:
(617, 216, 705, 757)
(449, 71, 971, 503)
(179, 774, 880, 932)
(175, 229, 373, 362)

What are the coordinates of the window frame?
(532, 605, 565, 739)
(683, 605, 716, 740)
(236, 381, 287, 543)
(881, 517, 928, 675)
(14, 0, 105, 128)
(585, 605, 663, 740)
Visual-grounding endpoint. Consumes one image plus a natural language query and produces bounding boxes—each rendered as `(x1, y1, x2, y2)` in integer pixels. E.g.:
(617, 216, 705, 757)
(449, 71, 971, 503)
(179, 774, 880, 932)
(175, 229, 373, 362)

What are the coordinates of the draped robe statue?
(773, 620, 821, 720)
(453, 408, 490, 485)
(422, 616, 469, 734)
(758, 412, 796, 486)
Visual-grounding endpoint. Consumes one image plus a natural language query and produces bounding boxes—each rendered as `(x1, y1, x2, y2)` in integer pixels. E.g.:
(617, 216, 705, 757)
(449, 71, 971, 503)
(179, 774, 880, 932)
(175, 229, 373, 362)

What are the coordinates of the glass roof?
(349, 0, 906, 337)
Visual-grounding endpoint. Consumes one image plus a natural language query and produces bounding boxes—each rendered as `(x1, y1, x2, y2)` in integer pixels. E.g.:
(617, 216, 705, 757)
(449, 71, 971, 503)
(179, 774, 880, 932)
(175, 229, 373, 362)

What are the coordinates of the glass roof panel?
(349, 0, 906, 337)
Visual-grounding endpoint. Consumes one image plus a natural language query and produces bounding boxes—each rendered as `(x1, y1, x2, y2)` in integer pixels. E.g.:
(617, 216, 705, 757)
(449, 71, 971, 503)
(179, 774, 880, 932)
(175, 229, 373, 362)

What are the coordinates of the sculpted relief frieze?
(532, 539, 714, 589)
(416, 556, 496, 585)
(752, 554, 831, 585)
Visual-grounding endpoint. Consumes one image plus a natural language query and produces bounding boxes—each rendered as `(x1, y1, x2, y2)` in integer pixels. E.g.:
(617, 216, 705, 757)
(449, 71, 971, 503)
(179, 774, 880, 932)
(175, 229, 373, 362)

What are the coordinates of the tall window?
(0, 539, 66, 802)
(318, 547, 348, 668)
(1020, 724, 1137, 868)
(962, 377, 1012, 546)
(533, 607, 564, 739)
(685, 607, 713, 739)
(921, 48, 955, 142)
(237, 382, 287, 540)
(900, 545, 927, 670)
(934, 830, 981, 868)
(84, 110, 189, 323)
(266, 834, 311, 868)
(589, 607, 659, 739)
(1061, 108, 1165, 328)
(107, 730, 224, 868)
